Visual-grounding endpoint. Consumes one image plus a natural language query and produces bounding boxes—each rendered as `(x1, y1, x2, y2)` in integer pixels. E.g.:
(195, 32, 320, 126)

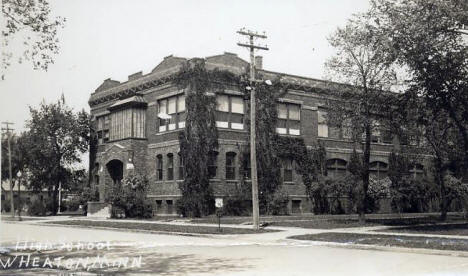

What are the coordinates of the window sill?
(283, 181, 296, 185)
(318, 137, 393, 145)
(156, 129, 183, 136)
(107, 137, 147, 143)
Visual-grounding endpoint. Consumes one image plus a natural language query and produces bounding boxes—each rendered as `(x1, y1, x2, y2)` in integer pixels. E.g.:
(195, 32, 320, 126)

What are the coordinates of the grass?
(46, 220, 278, 235)
(289, 232, 468, 251)
(378, 223, 468, 236)
(0, 216, 43, 222)
(191, 213, 466, 229)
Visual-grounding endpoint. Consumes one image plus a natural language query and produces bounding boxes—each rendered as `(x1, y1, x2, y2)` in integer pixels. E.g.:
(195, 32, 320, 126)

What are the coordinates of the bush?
(223, 195, 251, 216)
(2, 199, 11, 213)
(106, 173, 153, 219)
(45, 197, 56, 214)
(389, 173, 435, 213)
(28, 199, 46, 216)
(269, 191, 289, 215)
(366, 176, 390, 213)
(67, 198, 81, 212)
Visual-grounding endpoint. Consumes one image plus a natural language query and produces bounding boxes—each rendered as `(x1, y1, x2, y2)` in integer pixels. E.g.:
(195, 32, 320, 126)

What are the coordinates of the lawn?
(191, 213, 466, 229)
(378, 223, 468, 236)
(288, 232, 468, 251)
(0, 216, 43, 222)
(46, 220, 278, 235)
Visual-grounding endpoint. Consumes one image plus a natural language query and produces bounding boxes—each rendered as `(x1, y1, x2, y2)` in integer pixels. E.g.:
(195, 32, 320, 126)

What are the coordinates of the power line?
(237, 28, 269, 230)
(1, 122, 15, 218)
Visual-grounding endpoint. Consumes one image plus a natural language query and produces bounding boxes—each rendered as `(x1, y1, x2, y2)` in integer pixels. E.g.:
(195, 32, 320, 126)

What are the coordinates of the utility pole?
(1, 122, 15, 217)
(237, 28, 268, 230)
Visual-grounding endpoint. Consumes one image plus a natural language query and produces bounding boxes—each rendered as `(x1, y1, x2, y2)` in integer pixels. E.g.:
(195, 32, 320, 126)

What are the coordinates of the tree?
(325, 13, 398, 223)
(371, 0, 468, 181)
(1, 0, 65, 79)
(370, 0, 468, 219)
(24, 97, 89, 215)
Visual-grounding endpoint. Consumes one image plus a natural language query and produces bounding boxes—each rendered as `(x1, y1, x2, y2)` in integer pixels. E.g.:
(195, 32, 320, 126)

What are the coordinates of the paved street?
(2, 221, 468, 275)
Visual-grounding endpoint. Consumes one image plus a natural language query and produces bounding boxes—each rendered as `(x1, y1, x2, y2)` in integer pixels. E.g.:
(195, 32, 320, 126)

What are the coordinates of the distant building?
(1, 181, 48, 209)
(88, 52, 426, 215)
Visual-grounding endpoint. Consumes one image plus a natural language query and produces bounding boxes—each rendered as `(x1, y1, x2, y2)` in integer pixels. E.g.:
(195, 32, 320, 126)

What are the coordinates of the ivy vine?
(175, 60, 239, 217)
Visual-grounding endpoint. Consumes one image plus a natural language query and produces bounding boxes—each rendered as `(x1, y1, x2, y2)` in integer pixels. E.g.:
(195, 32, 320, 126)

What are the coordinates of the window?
(167, 153, 174, 180)
(318, 110, 328, 138)
(242, 153, 251, 179)
(157, 155, 163, 180)
(327, 159, 347, 178)
(208, 151, 218, 179)
(166, 200, 173, 214)
(216, 94, 244, 129)
(97, 115, 110, 144)
(341, 119, 353, 139)
(155, 200, 162, 213)
(283, 158, 294, 183)
(178, 153, 184, 180)
(158, 94, 186, 132)
(276, 103, 301, 135)
(109, 108, 146, 140)
(370, 120, 392, 144)
(369, 161, 388, 180)
(409, 163, 424, 180)
(226, 152, 236, 180)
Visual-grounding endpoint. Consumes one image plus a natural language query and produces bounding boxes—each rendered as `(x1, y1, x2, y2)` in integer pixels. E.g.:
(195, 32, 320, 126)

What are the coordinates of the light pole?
(16, 170, 22, 221)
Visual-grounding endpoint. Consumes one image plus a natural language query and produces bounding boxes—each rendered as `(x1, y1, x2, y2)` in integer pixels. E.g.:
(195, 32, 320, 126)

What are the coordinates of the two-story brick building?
(88, 52, 425, 215)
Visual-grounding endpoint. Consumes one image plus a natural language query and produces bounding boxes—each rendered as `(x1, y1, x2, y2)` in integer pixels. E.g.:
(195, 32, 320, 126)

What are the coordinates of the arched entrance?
(106, 159, 123, 185)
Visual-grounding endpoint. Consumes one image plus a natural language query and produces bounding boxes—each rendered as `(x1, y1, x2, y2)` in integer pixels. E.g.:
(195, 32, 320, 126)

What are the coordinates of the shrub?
(366, 176, 390, 213)
(45, 197, 56, 214)
(28, 199, 46, 216)
(223, 195, 251, 216)
(390, 176, 434, 213)
(269, 191, 289, 215)
(67, 198, 81, 212)
(1, 199, 11, 213)
(106, 173, 153, 219)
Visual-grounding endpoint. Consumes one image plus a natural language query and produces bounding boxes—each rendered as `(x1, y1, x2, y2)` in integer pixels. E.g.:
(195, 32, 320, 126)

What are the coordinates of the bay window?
(108, 95, 147, 141)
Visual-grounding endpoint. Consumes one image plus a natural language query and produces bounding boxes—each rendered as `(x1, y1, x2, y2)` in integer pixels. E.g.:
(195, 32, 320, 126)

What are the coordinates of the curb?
(287, 238, 468, 258)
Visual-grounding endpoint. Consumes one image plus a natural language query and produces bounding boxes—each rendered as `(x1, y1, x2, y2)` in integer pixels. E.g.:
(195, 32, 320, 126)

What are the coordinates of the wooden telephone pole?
(237, 28, 268, 230)
(1, 122, 15, 217)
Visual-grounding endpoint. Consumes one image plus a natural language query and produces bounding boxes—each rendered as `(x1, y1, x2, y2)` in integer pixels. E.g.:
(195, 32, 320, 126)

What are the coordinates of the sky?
(0, 0, 371, 167)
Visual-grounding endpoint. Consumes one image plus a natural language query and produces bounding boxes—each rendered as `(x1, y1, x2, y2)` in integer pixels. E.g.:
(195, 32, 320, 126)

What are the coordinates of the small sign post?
(215, 198, 223, 232)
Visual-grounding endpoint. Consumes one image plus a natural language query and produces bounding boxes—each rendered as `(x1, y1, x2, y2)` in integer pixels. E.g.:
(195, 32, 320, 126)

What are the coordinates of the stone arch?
(106, 159, 124, 185)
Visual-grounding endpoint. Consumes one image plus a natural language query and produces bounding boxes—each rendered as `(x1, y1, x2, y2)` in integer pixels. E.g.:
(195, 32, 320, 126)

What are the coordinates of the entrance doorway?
(106, 159, 123, 185)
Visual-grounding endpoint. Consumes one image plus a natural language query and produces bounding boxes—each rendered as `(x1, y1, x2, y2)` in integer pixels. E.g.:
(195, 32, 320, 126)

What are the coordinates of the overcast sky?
(0, 0, 371, 167)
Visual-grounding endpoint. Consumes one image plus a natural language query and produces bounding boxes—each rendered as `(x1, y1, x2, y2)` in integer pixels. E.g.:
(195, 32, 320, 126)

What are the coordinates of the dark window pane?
(226, 152, 236, 180)
(208, 152, 217, 179)
(231, 113, 243, 124)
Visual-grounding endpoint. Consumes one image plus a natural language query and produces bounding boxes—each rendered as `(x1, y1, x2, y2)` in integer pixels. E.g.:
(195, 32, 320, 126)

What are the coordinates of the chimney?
(255, 56, 263, 70)
(128, 71, 142, 81)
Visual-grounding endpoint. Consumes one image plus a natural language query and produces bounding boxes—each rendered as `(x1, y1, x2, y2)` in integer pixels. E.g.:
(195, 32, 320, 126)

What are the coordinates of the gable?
(95, 78, 121, 93)
(151, 55, 187, 74)
(205, 52, 248, 74)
